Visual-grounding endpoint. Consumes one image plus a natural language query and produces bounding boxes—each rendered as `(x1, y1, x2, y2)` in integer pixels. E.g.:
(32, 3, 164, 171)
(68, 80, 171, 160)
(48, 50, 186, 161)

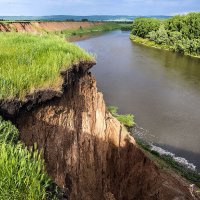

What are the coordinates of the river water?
(75, 30, 200, 170)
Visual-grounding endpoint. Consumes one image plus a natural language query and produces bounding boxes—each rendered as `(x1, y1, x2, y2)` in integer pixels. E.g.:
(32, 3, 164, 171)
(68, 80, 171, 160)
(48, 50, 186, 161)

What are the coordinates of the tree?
(132, 18, 161, 38)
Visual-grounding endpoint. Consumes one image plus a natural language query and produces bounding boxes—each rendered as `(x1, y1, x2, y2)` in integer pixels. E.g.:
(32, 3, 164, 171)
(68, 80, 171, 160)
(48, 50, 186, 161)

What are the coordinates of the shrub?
(116, 114, 135, 127)
(108, 106, 135, 127)
(151, 25, 169, 44)
(132, 18, 161, 38)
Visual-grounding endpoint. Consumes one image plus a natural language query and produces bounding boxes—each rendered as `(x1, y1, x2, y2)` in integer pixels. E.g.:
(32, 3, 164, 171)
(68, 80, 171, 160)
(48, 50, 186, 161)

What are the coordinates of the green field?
(0, 32, 94, 100)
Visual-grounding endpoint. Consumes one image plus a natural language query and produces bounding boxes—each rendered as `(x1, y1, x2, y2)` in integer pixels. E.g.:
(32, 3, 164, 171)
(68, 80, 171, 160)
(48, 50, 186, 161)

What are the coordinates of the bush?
(116, 114, 135, 127)
(149, 25, 169, 44)
(132, 18, 161, 38)
(108, 106, 135, 127)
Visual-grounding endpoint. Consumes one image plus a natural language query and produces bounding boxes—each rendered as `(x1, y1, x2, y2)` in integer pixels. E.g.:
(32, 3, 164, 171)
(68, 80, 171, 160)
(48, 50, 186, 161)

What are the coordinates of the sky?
(0, 0, 200, 16)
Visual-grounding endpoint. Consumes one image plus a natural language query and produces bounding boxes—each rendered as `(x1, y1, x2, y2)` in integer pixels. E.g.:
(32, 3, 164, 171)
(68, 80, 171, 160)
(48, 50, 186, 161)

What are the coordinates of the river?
(75, 30, 200, 170)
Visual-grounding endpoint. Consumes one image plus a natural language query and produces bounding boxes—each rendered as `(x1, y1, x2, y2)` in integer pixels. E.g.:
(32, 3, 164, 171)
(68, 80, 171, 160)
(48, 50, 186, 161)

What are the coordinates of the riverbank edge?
(135, 138, 200, 188)
(58, 23, 128, 38)
(0, 60, 95, 119)
(130, 34, 200, 59)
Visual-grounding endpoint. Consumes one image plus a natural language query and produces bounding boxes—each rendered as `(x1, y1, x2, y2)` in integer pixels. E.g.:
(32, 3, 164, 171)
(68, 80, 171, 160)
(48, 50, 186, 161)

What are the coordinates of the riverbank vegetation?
(58, 22, 125, 37)
(0, 32, 94, 100)
(0, 116, 57, 199)
(130, 12, 200, 57)
(136, 139, 200, 187)
(108, 106, 135, 128)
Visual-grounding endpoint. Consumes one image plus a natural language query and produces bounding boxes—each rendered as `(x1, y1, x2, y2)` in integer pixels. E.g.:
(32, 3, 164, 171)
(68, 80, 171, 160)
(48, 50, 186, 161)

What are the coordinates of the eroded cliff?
(4, 63, 197, 200)
(0, 21, 103, 33)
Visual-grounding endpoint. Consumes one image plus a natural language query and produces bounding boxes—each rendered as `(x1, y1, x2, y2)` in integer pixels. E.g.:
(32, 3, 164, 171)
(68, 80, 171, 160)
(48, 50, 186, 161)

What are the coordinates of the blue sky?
(0, 0, 200, 16)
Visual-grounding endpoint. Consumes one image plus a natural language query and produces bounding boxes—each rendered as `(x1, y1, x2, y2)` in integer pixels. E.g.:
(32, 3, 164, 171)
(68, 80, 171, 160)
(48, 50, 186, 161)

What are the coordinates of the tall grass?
(0, 143, 52, 200)
(0, 32, 94, 100)
(0, 116, 56, 199)
(0, 116, 19, 143)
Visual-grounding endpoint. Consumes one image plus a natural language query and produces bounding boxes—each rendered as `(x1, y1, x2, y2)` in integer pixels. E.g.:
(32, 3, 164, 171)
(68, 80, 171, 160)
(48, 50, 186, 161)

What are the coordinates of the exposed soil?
(4, 63, 197, 200)
(0, 61, 94, 119)
(0, 21, 104, 33)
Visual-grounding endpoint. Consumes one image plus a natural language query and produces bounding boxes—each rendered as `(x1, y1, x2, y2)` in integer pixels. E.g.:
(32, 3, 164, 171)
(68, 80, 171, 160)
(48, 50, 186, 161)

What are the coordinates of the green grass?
(136, 139, 200, 187)
(0, 116, 19, 143)
(0, 116, 57, 200)
(108, 106, 135, 128)
(0, 32, 94, 100)
(59, 23, 122, 37)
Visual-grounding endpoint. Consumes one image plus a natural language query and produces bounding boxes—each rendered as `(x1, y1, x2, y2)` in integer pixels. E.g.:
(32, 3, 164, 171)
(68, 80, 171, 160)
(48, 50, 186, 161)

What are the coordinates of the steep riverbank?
(77, 30, 200, 173)
(1, 27, 200, 199)
(0, 61, 198, 199)
(0, 21, 104, 33)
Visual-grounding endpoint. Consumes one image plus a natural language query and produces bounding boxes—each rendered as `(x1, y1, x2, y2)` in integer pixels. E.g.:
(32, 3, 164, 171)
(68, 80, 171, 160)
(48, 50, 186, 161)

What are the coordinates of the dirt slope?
(6, 63, 198, 200)
(0, 21, 104, 33)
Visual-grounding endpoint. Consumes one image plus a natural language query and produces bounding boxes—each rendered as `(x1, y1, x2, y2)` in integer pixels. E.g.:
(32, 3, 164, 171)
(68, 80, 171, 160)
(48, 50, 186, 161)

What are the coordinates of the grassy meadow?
(0, 32, 94, 100)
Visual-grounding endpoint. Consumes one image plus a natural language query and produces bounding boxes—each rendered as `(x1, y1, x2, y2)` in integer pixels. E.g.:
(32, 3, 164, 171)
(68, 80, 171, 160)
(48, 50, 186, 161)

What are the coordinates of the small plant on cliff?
(0, 116, 57, 199)
(108, 106, 135, 127)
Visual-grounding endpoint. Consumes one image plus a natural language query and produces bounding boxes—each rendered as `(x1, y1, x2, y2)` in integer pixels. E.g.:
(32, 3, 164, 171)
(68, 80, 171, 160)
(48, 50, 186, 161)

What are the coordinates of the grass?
(108, 106, 135, 128)
(0, 116, 57, 200)
(0, 32, 94, 100)
(59, 23, 123, 37)
(136, 139, 200, 188)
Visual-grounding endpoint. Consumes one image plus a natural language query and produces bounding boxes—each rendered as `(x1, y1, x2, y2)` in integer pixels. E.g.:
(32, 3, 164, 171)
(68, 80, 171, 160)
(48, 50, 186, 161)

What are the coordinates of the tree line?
(131, 13, 200, 56)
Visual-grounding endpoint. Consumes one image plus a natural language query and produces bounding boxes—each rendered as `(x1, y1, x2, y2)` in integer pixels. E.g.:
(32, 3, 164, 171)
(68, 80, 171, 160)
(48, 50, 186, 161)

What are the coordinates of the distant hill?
(0, 15, 170, 22)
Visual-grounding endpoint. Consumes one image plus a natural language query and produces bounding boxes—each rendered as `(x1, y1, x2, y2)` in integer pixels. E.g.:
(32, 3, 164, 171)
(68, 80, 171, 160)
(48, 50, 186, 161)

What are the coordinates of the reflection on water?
(76, 30, 200, 170)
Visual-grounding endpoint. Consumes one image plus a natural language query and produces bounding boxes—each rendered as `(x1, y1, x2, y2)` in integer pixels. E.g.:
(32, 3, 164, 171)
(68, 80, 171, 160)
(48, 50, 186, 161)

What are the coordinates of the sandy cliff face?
(11, 64, 199, 200)
(0, 21, 103, 33)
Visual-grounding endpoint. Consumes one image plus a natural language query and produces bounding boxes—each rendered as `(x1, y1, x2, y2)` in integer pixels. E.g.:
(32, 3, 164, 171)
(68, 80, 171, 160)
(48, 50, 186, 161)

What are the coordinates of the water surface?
(76, 30, 200, 170)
